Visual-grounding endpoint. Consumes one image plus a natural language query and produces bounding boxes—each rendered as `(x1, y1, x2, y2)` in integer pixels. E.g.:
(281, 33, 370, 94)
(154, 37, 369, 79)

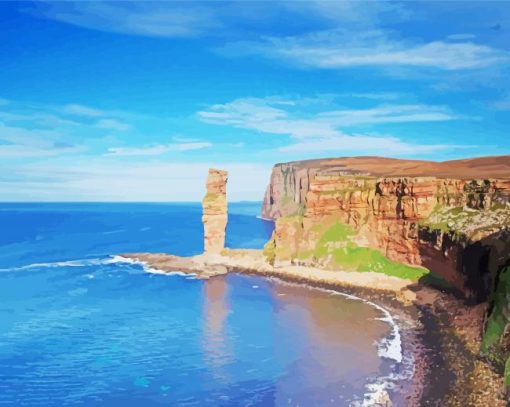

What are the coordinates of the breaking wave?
(0, 255, 140, 272)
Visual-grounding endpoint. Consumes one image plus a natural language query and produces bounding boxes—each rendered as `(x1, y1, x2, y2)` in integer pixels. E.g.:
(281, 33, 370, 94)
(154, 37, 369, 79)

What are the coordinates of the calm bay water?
(0, 203, 400, 406)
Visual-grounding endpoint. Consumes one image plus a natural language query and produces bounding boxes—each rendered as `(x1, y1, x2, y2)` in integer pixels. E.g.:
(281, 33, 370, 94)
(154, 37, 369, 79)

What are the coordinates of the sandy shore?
(119, 249, 507, 406)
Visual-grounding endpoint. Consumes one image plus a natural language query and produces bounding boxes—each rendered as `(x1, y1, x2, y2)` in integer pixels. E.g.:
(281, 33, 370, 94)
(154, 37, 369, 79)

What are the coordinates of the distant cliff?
(262, 155, 510, 380)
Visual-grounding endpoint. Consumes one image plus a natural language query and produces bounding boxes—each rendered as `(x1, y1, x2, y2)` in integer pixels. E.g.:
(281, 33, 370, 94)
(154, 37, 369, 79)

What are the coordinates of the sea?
(0, 202, 409, 406)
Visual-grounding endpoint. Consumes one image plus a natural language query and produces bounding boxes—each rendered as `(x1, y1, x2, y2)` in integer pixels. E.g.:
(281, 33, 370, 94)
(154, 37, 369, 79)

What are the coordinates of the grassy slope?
(313, 222, 429, 281)
(482, 266, 510, 371)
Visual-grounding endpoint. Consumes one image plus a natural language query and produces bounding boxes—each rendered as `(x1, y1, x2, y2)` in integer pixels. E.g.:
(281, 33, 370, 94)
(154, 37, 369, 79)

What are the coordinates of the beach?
(120, 249, 508, 406)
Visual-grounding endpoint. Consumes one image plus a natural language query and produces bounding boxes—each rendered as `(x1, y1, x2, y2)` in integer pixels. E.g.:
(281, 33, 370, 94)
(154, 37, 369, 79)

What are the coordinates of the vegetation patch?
(482, 266, 510, 358)
(279, 195, 305, 216)
(506, 357, 510, 387)
(421, 204, 510, 238)
(262, 239, 276, 265)
(313, 222, 428, 281)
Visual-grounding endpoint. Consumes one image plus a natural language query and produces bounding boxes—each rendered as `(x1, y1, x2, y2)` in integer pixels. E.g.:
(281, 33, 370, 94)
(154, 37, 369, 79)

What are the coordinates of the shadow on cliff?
(417, 227, 510, 304)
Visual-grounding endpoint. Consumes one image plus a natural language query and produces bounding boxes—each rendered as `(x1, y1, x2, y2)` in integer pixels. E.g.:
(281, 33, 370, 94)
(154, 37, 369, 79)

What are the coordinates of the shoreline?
(119, 250, 507, 406)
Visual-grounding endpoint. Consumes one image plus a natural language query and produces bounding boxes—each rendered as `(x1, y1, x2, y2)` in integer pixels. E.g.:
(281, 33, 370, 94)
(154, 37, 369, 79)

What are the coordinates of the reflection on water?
(0, 265, 395, 407)
(270, 281, 391, 405)
(0, 203, 400, 406)
(203, 278, 233, 378)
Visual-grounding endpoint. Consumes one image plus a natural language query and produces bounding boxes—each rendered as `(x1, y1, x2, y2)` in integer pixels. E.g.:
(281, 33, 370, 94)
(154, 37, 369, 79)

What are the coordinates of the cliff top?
(275, 155, 510, 179)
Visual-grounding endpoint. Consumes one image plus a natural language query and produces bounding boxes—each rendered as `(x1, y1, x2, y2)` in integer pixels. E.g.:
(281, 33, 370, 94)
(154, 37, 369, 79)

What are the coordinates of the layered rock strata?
(262, 155, 510, 394)
(202, 169, 228, 253)
(262, 156, 510, 303)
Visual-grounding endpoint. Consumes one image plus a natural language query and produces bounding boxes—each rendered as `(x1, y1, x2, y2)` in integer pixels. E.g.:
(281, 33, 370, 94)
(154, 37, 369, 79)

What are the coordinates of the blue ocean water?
(0, 203, 398, 406)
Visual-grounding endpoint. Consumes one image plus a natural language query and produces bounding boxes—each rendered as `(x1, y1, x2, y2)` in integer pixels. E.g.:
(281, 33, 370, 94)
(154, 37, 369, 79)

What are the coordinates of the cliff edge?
(262, 154, 510, 391)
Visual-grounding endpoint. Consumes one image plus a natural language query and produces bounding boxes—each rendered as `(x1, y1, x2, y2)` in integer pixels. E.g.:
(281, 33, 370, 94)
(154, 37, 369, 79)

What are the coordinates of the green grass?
(314, 222, 355, 259)
(482, 266, 510, 353)
(506, 357, 510, 386)
(262, 239, 276, 265)
(313, 222, 429, 281)
(492, 203, 508, 211)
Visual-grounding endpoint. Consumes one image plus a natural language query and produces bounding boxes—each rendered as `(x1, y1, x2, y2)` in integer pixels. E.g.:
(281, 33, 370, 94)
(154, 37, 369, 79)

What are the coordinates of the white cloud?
(178, 142, 212, 151)
(33, 1, 220, 38)
(318, 104, 455, 126)
(198, 96, 464, 155)
(30, 1, 508, 79)
(105, 142, 212, 156)
(279, 134, 469, 155)
(447, 33, 477, 41)
(200, 101, 336, 139)
(343, 92, 402, 101)
(31, 0, 401, 39)
(63, 104, 105, 117)
(96, 118, 132, 132)
(282, 0, 409, 26)
(199, 97, 455, 134)
(0, 143, 85, 158)
(0, 100, 138, 159)
(0, 122, 86, 157)
(491, 94, 510, 111)
(220, 29, 509, 71)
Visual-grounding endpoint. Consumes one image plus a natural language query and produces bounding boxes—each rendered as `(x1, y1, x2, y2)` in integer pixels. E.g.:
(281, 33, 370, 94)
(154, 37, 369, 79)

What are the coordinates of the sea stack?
(202, 169, 228, 254)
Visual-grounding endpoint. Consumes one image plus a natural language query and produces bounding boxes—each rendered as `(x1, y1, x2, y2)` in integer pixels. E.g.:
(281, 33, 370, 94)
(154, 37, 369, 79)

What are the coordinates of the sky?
(0, 1, 509, 201)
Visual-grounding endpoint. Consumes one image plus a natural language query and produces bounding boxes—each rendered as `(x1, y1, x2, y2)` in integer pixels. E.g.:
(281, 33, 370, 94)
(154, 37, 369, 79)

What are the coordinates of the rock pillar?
(202, 169, 228, 254)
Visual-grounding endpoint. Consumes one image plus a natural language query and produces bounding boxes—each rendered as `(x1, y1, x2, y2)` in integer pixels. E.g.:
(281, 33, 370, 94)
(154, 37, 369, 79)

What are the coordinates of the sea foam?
(1, 255, 142, 272)
(263, 276, 412, 407)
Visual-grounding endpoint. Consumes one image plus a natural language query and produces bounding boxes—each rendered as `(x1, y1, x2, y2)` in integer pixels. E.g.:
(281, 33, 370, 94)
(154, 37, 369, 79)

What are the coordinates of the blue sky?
(0, 1, 509, 201)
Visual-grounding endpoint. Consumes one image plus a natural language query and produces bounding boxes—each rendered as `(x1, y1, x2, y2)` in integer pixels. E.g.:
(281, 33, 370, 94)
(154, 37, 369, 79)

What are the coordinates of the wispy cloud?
(31, 1, 220, 38)
(317, 104, 455, 126)
(63, 104, 105, 117)
(0, 98, 222, 161)
(199, 97, 456, 133)
(279, 134, 468, 155)
(198, 96, 464, 155)
(0, 99, 135, 159)
(105, 141, 212, 156)
(220, 29, 509, 71)
(0, 123, 85, 158)
(342, 92, 403, 101)
(447, 33, 477, 41)
(96, 118, 132, 132)
(491, 94, 510, 111)
(29, 1, 510, 76)
(30, 0, 394, 38)
(0, 143, 85, 158)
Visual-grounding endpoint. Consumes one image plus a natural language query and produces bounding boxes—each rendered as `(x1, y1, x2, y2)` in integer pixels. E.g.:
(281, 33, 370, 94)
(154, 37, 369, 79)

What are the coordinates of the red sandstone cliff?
(262, 156, 510, 302)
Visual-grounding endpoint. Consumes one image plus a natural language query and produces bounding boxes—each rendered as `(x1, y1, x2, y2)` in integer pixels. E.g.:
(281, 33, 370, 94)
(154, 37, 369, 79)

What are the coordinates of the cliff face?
(262, 156, 510, 301)
(202, 169, 228, 254)
(262, 155, 510, 384)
